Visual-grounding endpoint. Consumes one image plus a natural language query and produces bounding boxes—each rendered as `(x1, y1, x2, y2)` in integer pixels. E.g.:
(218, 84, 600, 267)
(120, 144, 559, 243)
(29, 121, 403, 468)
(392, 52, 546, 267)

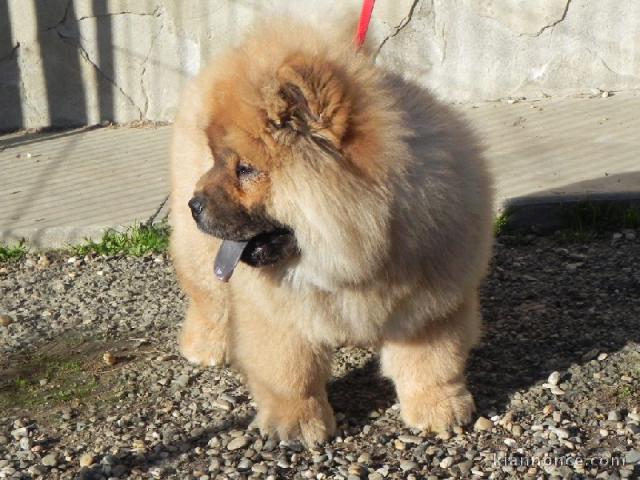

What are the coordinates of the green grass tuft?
(561, 201, 640, 234)
(0, 240, 28, 262)
(73, 221, 170, 257)
(494, 212, 510, 236)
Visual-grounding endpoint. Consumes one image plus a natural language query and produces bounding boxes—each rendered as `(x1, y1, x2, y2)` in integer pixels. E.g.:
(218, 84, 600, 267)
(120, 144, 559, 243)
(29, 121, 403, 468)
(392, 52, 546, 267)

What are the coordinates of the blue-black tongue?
(214, 240, 248, 282)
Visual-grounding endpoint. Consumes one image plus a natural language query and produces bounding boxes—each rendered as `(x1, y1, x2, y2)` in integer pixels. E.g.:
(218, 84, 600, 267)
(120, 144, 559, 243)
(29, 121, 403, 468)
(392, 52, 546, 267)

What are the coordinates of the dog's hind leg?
(380, 291, 481, 432)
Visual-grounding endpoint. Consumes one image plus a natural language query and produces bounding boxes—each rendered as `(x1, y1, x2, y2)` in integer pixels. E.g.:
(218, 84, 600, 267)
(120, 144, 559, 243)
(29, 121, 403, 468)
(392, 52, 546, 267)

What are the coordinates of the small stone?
(368, 474, 384, 480)
(550, 387, 565, 395)
(357, 453, 371, 464)
(547, 371, 560, 386)
(277, 458, 290, 469)
(174, 374, 190, 388)
(400, 460, 418, 471)
(543, 404, 554, 416)
(10, 427, 28, 439)
(599, 429, 609, 437)
(252, 463, 268, 474)
(212, 399, 232, 411)
(393, 439, 406, 450)
(237, 458, 252, 471)
(625, 450, 640, 464)
(627, 424, 640, 435)
(42, 453, 58, 467)
(474, 416, 493, 431)
(0, 435, 8, 445)
(503, 438, 517, 447)
(79, 453, 94, 467)
(439, 457, 454, 469)
(227, 436, 249, 451)
(349, 464, 365, 476)
(103, 352, 117, 366)
(19, 437, 30, 450)
(511, 425, 524, 437)
(458, 460, 473, 474)
(608, 411, 622, 421)
(597, 353, 608, 361)
(550, 427, 570, 439)
(398, 434, 421, 445)
(0, 314, 14, 326)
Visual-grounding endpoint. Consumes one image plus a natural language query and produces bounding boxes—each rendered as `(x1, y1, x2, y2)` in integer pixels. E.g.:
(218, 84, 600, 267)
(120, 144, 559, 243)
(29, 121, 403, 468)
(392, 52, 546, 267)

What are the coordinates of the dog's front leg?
(232, 307, 335, 445)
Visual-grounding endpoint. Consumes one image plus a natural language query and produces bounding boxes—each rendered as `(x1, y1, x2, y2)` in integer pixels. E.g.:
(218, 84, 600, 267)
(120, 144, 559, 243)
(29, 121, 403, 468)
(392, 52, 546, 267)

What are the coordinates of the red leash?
(355, 0, 376, 49)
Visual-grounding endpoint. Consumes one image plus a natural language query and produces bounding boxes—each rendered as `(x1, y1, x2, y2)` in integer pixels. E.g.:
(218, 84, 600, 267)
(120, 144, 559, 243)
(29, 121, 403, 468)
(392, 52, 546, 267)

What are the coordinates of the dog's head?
(190, 40, 402, 287)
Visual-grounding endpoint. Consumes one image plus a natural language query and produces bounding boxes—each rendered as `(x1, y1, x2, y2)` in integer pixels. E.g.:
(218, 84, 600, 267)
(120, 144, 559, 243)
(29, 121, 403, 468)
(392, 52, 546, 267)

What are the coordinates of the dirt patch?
(0, 333, 152, 420)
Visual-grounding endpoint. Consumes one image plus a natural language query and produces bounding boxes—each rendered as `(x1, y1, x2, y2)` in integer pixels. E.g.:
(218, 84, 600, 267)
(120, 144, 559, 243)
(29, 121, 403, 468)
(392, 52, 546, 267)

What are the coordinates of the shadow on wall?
(35, 0, 88, 128)
(0, 1, 22, 130)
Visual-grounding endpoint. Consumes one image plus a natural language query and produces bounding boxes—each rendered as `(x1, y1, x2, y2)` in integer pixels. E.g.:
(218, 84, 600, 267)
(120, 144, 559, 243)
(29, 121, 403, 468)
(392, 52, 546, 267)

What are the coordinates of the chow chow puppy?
(169, 18, 494, 445)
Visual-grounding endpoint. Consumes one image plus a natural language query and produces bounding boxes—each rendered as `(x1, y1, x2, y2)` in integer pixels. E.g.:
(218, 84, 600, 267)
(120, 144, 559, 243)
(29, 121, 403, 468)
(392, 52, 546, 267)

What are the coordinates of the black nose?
(188, 196, 205, 219)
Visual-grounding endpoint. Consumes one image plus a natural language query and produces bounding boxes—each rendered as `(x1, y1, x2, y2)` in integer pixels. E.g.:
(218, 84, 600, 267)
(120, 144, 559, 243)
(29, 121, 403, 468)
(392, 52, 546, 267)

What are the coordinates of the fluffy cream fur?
(170, 18, 494, 444)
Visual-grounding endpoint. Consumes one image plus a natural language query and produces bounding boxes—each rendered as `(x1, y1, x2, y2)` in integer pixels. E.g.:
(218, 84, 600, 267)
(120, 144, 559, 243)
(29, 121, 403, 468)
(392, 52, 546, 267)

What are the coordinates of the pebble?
(41, 453, 58, 467)
(398, 434, 421, 445)
(474, 416, 493, 431)
(608, 410, 622, 421)
(0, 314, 14, 326)
(10, 427, 28, 439)
(252, 463, 268, 474)
(503, 438, 517, 447)
(511, 425, 524, 437)
(439, 457, 454, 468)
(624, 450, 640, 464)
(400, 460, 418, 471)
(103, 352, 117, 366)
(550, 427, 570, 439)
(227, 436, 249, 451)
(237, 458, 252, 471)
(79, 453, 94, 467)
(547, 371, 560, 385)
(174, 374, 190, 388)
(212, 399, 232, 411)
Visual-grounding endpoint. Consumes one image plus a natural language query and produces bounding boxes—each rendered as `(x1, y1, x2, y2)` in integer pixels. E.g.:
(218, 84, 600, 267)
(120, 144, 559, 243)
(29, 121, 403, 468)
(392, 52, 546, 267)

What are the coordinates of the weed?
(73, 221, 170, 257)
(0, 240, 28, 262)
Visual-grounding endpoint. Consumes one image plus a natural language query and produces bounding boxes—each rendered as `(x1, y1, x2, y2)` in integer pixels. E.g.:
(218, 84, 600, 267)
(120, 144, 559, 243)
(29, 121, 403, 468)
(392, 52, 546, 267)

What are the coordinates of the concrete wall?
(1, 0, 639, 130)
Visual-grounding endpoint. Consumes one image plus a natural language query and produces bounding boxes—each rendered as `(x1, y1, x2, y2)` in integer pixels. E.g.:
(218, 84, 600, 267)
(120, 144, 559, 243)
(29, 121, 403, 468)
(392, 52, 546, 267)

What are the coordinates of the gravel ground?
(1, 231, 639, 479)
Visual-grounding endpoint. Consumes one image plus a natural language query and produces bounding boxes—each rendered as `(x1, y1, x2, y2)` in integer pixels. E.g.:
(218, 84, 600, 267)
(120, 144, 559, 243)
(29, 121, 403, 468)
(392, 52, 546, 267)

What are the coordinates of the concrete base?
(1, 93, 639, 247)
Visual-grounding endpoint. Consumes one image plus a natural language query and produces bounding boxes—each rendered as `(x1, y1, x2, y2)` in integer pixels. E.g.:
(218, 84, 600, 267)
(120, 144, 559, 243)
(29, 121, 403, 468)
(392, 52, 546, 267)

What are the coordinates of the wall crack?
(0, 42, 20, 64)
(374, 0, 421, 59)
(77, 7, 161, 22)
(521, 0, 572, 37)
(140, 19, 165, 118)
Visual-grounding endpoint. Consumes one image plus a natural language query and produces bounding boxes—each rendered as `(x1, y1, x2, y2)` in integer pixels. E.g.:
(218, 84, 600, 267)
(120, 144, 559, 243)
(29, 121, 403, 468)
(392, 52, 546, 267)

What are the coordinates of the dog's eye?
(236, 162, 255, 178)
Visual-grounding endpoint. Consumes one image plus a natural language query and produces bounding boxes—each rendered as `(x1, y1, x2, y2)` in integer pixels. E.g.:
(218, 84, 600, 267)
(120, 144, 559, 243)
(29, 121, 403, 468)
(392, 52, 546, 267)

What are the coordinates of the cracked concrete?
(374, 0, 421, 59)
(522, 0, 572, 37)
(1, 0, 640, 130)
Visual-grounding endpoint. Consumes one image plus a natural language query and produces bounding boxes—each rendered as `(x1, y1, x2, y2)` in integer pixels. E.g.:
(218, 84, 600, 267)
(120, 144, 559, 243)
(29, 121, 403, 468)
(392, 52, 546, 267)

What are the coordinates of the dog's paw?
(400, 382, 475, 432)
(253, 396, 336, 446)
(179, 328, 229, 367)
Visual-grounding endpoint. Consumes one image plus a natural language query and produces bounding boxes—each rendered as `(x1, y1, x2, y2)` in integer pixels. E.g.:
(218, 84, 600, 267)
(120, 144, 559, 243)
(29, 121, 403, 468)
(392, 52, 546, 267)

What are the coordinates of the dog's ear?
(263, 54, 352, 148)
